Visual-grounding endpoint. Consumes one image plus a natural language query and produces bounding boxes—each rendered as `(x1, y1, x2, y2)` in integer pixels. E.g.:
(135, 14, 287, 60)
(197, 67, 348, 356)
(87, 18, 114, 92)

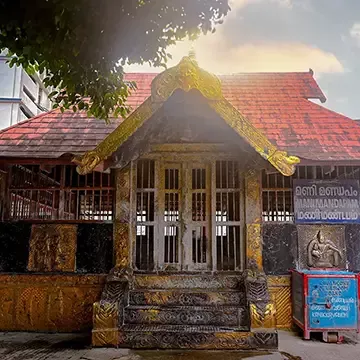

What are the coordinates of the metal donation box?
(292, 270, 359, 342)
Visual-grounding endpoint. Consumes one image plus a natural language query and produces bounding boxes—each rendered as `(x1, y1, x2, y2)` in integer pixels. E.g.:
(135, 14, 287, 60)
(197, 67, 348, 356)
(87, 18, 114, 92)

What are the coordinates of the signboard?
(294, 179, 360, 224)
(308, 277, 358, 329)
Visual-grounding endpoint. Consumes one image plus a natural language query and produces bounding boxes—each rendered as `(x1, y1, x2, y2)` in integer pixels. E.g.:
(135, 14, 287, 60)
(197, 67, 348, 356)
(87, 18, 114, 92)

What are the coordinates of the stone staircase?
(115, 274, 277, 349)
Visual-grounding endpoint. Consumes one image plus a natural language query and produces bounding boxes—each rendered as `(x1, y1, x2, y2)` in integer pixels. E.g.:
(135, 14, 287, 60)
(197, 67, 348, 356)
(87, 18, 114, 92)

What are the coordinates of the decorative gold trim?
(74, 98, 160, 175)
(210, 99, 299, 176)
(268, 275, 291, 287)
(249, 302, 276, 329)
(246, 224, 263, 271)
(0, 274, 105, 332)
(151, 56, 223, 102)
(267, 276, 292, 329)
(74, 56, 300, 175)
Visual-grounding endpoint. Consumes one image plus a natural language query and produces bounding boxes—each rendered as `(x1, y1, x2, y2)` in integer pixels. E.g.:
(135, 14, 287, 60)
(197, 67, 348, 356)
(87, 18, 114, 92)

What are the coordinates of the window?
(262, 166, 360, 223)
(23, 86, 35, 102)
(5, 164, 114, 221)
(20, 106, 32, 119)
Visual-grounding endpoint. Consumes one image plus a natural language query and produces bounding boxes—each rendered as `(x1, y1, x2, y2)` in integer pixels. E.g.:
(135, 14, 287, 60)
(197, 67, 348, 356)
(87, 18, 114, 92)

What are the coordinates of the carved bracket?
(244, 269, 276, 331)
(92, 267, 132, 347)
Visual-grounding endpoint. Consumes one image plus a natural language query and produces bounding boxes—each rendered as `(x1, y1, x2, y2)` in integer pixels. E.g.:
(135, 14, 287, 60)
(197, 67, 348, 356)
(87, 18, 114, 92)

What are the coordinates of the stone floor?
(0, 331, 359, 360)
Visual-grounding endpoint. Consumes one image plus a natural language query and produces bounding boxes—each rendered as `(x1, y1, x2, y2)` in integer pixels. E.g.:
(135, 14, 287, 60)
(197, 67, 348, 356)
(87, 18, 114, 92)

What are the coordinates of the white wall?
(0, 58, 21, 98)
(0, 53, 51, 129)
(0, 103, 20, 128)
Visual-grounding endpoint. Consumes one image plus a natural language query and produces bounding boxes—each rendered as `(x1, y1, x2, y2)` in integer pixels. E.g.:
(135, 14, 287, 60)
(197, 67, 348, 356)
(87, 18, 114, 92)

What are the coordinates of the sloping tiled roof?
(0, 71, 359, 161)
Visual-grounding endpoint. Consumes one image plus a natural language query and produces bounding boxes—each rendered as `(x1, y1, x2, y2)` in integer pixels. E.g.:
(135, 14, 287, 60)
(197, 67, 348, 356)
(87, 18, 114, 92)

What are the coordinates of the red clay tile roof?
(0, 71, 359, 162)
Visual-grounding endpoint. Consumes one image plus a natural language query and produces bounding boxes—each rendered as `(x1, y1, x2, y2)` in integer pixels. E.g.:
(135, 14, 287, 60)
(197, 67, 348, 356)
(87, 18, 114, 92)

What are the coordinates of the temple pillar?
(245, 170, 262, 270)
(244, 169, 276, 333)
(92, 166, 132, 347)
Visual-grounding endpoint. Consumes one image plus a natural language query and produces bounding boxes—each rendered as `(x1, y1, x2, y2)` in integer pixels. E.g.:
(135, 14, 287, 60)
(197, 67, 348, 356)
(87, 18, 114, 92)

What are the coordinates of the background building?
(0, 50, 51, 130)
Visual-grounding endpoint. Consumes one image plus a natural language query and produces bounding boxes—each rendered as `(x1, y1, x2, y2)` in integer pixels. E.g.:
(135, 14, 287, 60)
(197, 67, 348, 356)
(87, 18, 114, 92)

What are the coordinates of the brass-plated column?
(244, 170, 276, 332)
(92, 166, 132, 347)
(114, 167, 131, 269)
(244, 170, 263, 270)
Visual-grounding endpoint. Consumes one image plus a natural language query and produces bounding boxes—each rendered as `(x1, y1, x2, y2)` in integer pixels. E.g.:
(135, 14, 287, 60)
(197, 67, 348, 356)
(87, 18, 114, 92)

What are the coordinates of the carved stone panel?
(28, 224, 77, 272)
(297, 225, 346, 269)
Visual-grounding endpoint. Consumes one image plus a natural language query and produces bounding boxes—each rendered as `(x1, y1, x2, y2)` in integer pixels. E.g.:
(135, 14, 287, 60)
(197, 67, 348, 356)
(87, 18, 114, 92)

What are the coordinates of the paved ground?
(0, 331, 359, 360)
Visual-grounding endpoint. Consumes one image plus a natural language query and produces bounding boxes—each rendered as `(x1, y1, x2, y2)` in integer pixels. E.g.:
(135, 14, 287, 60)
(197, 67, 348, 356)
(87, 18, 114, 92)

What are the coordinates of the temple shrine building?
(0, 56, 359, 349)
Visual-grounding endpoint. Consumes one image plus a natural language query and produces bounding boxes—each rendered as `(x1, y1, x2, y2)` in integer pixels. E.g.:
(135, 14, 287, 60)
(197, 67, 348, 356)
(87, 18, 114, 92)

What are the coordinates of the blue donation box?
(292, 269, 359, 342)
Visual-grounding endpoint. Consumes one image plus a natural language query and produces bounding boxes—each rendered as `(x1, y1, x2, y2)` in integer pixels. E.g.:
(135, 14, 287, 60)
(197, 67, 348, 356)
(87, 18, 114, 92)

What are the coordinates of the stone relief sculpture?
(297, 225, 346, 270)
(307, 230, 342, 268)
(28, 224, 77, 272)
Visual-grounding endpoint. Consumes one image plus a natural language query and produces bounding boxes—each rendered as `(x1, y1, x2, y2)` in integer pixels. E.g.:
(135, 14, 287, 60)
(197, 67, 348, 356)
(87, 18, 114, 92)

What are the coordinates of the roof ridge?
(0, 108, 60, 134)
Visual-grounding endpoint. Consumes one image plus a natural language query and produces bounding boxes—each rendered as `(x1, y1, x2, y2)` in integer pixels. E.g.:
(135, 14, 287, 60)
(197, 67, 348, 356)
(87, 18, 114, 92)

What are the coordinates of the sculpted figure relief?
(307, 230, 342, 268)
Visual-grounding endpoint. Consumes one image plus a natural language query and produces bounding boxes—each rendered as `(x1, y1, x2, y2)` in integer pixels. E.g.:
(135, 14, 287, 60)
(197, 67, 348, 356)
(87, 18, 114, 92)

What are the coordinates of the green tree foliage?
(0, 0, 229, 120)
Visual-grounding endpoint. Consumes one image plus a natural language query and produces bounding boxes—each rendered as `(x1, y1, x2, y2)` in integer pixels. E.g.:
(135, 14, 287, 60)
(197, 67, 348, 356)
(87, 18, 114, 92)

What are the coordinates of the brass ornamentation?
(114, 222, 130, 268)
(114, 167, 131, 268)
(268, 275, 292, 329)
(246, 224, 263, 271)
(151, 56, 223, 102)
(74, 98, 160, 175)
(268, 150, 300, 177)
(210, 99, 300, 176)
(73, 150, 100, 176)
(28, 224, 77, 272)
(74, 56, 299, 176)
(245, 171, 262, 224)
(249, 302, 276, 329)
(0, 274, 105, 332)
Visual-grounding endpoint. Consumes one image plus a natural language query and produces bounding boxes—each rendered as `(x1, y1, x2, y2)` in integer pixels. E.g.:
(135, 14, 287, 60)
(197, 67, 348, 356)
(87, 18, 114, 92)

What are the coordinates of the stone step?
(119, 325, 278, 350)
(133, 274, 244, 290)
(124, 305, 249, 327)
(128, 289, 246, 306)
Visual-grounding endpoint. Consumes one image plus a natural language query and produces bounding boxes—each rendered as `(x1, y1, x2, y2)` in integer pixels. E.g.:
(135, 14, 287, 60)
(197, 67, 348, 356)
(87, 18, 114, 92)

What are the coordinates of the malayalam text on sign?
(293, 179, 360, 223)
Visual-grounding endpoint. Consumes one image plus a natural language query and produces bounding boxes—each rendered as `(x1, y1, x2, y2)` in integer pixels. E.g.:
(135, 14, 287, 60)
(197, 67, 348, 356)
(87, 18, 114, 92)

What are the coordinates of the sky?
(125, 0, 360, 119)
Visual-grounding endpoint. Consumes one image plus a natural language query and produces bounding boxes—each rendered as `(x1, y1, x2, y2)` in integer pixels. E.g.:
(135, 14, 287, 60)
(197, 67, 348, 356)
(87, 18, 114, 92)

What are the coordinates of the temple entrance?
(133, 158, 244, 272)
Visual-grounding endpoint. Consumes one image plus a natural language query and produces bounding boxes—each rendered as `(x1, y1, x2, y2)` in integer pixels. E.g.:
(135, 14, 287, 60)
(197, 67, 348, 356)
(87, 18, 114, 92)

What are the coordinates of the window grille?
(135, 160, 155, 271)
(215, 161, 243, 271)
(5, 164, 114, 221)
(262, 165, 360, 223)
(163, 166, 180, 265)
